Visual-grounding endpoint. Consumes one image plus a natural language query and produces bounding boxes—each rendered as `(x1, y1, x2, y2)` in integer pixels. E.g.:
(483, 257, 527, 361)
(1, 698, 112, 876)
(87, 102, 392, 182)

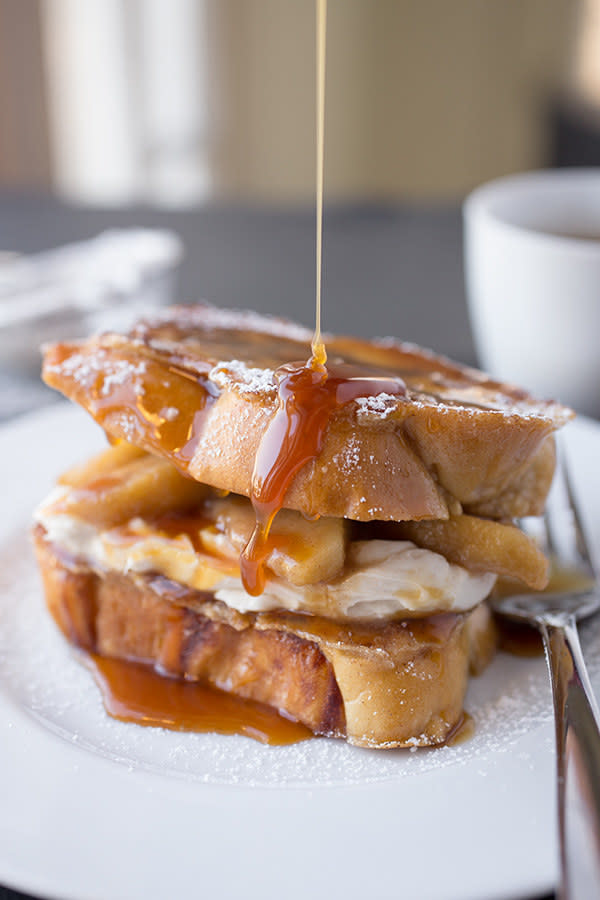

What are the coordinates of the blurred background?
(2, 0, 598, 206)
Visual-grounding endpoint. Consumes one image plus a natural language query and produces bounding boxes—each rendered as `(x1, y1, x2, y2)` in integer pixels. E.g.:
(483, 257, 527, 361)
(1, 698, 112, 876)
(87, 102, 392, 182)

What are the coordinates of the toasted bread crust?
(34, 526, 496, 748)
(42, 305, 570, 522)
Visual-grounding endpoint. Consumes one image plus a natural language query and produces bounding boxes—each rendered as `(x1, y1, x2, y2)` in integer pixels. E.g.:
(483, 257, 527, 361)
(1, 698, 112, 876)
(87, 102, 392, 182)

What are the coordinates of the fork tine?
(542, 508, 558, 560)
(561, 452, 597, 578)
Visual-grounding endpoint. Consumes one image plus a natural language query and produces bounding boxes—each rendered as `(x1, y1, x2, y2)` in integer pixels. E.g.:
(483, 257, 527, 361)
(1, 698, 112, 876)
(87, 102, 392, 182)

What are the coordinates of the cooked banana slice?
(201, 495, 346, 586)
(58, 442, 146, 487)
(50, 446, 208, 528)
(395, 514, 548, 590)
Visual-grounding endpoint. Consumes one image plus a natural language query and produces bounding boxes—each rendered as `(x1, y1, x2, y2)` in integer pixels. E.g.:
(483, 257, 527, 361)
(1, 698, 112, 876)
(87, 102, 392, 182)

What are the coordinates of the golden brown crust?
(33, 527, 497, 748)
(41, 305, 571, 523)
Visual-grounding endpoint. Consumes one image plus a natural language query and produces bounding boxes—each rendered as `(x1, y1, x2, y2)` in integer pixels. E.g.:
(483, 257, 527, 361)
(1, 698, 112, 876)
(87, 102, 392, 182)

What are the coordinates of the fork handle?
(541, 615, 600, 900)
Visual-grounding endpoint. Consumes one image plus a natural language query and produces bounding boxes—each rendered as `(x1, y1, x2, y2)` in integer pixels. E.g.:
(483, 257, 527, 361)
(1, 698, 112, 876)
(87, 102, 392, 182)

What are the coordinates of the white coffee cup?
(463, 169, 600, 417)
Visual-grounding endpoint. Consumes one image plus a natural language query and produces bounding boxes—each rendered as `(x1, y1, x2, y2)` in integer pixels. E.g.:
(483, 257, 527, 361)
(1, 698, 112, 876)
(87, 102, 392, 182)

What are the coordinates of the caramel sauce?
(312, 0, 327, 369)
(496, 619, 543, 657)
(123, 313, 505, 400)
(236, 2, 415, 595)
(494, 562, 595, 658)
(150, 511, 213, 555)
(494, 561, 595, 601)
(87, 351, 219, 476)
(446, 711, 475, 747)
(86, 654, 312, 745)
(240, 362, 406, 594)
(545, 561, 596, 594)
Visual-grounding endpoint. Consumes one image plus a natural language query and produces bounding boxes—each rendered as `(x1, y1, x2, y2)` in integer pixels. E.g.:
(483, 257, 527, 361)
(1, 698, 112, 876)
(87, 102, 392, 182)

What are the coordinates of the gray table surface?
(0, 192, 552, 900)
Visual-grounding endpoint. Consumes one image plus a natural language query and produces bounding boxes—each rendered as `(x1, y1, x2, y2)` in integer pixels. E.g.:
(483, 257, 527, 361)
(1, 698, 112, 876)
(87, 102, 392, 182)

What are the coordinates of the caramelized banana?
(201, 495, 346, 586)
(395, 515, 548, 590)
(58, 442, 146, 487)
(51, 446, 207, 528)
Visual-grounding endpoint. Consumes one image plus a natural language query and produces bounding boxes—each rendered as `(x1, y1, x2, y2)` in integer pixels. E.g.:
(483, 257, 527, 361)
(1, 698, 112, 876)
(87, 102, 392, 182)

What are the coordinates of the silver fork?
(492, 451, 600, 900)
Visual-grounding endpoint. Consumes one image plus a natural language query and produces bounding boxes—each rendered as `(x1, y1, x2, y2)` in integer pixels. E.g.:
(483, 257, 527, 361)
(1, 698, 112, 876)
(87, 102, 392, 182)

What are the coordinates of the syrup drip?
(240, 362, 406, 595)
(493, 563, 593, 658)
(86, 655, 312, 745)
(150, 511, 213, 554)
(312, 0, 327, 369)
(446, 711, 475, 747)
(238, 0, 408, 595)
(496, 619, 544, 658)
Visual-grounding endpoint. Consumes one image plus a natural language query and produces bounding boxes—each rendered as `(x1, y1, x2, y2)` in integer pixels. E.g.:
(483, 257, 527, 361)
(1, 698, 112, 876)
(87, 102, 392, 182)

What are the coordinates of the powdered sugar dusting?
(46, 350, 148, 399)
(372, 336, 572, 424)
(45, 351, 98, 387)
(4, 528, 598, 788)
(210, 359, 276, 395)
(100, 361, 147, 396)
(355, 393, 399, 419)
(332, 435, 362, 476)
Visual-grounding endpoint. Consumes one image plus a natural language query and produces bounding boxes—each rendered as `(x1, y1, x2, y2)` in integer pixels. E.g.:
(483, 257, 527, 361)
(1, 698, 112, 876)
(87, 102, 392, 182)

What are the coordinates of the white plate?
(1, 404, 599, 900)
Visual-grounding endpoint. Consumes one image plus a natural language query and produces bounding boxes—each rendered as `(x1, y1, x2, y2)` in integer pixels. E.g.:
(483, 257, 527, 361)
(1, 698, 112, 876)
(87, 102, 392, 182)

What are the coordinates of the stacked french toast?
(34, 305, 571, 747)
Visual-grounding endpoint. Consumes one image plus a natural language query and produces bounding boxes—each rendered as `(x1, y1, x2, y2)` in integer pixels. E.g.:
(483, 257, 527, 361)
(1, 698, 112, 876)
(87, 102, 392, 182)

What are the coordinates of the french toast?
(35, 305, 572, 747)
(42, 305, 568, 521)
(33, 523, 496, 747)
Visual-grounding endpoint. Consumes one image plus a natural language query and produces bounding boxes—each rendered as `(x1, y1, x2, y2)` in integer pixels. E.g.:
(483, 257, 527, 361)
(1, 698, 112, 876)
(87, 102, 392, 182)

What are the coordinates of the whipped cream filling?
(214, 541, 495, 617)
(36, 498, 496, 619)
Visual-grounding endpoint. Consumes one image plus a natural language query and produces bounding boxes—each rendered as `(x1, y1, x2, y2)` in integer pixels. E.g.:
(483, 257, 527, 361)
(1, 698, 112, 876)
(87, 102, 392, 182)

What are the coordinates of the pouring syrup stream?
(312, 0, 327, 370)
(240, 0, 331, 594)
(240, 0, 406, 596)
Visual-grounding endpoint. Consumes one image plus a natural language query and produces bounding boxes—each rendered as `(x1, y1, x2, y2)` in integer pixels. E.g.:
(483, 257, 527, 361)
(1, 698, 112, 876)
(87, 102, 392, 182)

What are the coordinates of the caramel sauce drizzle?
(495, 619, 543, 658)
(446, 711, 475, 747)
(493, 563, 593, 658)
(240, 363, 406, 595)
(87, 352, 219, 476)
(312, 0, 327, 369)
(150, 511, 212, 554)
(86, 655, 312, 745)
(239, 0, 406, 595)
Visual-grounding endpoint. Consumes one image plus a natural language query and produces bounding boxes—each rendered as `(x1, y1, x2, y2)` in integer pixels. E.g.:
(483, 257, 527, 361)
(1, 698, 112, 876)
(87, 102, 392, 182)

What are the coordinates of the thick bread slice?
(34, 527, 496, 748)
(42, 305, 571, 522)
